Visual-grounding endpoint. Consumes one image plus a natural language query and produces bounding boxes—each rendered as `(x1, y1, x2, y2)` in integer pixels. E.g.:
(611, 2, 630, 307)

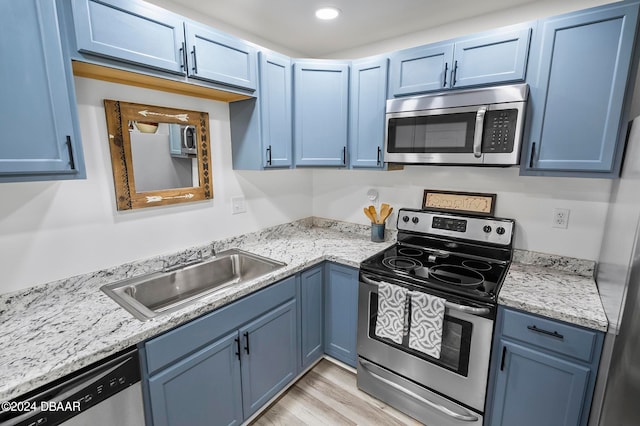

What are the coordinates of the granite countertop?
(0, 218, 609, 403)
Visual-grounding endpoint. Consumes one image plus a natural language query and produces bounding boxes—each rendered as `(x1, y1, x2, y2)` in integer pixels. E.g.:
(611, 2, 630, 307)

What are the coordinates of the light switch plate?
(231, 196, 246, 214)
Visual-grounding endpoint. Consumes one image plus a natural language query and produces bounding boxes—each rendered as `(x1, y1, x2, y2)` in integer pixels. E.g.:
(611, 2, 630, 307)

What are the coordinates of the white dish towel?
(375, 281, 408, 344)
(409, 291, 446, 359)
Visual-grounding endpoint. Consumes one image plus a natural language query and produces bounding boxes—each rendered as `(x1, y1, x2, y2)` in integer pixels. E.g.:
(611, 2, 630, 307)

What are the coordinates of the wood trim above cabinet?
(72, 61, 252, 102)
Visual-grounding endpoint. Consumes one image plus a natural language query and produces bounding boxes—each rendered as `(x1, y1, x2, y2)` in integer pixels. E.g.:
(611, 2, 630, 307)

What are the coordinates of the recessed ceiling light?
(315, 7, 340, 20)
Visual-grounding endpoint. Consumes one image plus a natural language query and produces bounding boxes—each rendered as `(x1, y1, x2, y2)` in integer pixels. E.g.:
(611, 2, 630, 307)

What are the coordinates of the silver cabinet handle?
(360, 359, 479, 422)
(472, 106, 487, 158)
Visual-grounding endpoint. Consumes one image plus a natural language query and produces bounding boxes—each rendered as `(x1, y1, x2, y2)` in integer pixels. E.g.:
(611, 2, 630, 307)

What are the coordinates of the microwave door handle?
(473, 106, 487, 158)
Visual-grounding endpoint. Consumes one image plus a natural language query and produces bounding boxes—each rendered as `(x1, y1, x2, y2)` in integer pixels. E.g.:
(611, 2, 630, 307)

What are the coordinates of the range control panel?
(397, 208, 514, 246)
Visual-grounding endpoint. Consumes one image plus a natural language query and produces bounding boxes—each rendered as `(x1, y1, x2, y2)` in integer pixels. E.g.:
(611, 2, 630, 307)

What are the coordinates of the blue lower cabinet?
(148, 332, 243, 426)
(324, 263, 359, 367)
(300, 265, 324, 369)
(240, 299, 297, 418)
(486, 307, 604, 426)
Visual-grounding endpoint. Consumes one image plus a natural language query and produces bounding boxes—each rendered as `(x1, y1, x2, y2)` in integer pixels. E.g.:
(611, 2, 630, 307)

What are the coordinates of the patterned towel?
(408, 291, 446, 359)
(375, 282, 408, 344)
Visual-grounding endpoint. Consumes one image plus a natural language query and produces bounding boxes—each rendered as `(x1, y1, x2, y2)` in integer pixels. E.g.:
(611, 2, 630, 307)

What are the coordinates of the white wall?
(312, 167, 611, 260)
(0, 78, 312, 294)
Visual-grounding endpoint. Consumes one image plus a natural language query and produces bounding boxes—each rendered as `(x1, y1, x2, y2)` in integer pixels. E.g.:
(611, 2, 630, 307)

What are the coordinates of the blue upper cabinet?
(71, 0, 185, 74)
(230, 51, 292, 169)
(388, 24, 531, 97)
(0, 0, 85, 182)
(69, 0, 257, 93)
(388, 43, 453, 96)
(293, 60, 350, 167)
(452, 27, 531, 88)
(521, 3, 639, 177)
(349, 57, 389, 169)
(259, 52, 293, 167)
(184, 22, 257, 91)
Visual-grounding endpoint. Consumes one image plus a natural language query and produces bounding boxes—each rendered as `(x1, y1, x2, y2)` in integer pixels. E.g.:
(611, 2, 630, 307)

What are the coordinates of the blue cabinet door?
(185, 22, 257, 91)
(293, 61, 349, 166)
(0, 0, 84, 181)
(240, 299, 297, 418)
(522, 3, 639, 176)
(452, 26, 531, 88)
(260, 51, 293, 167)
(388, 43, 453, 97)
(71, 0, 185, 73)
(148, 331, 243, 426)
(349, 57, 388, 168)
(300, 265, 324, 369)
(489, 340, 590, 426)
(324, 263, 359, 367)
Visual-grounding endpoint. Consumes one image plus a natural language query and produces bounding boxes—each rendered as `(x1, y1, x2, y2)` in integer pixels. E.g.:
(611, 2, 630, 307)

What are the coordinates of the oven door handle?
(359, 359, 480, 422)
(360, 274, 490, 316)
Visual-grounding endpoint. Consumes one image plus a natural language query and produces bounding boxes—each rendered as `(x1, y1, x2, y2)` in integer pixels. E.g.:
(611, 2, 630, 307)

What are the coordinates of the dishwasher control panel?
(0, 348, 140, 426)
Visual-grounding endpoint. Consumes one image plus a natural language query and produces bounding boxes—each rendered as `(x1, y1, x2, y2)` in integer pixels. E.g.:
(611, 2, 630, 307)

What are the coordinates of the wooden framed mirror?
(104, 100, 213, 210)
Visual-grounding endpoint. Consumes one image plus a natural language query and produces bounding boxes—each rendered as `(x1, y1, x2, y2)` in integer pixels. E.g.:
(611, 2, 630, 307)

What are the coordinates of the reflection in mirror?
(104, 100, 213, 210)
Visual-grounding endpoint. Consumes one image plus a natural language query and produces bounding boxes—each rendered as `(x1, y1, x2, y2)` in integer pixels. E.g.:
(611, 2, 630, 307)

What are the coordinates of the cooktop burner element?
(359, 208, 515, 304)
(428, 264, 485, 287)
(382, 256, 423, 271)
(461, 259, 493, 271)
(397, 247, 423, 257)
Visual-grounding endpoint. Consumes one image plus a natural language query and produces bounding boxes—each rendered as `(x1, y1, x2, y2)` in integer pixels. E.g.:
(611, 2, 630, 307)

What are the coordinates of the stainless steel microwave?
(385, 83, 528, 165)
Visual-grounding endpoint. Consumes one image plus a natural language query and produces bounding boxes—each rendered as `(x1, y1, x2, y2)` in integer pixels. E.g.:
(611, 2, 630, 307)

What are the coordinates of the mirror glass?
(104, 100, 213, 210)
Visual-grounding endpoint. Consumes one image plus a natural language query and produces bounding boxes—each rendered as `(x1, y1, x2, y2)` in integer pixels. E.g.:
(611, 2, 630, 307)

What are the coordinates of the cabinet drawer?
(500, 308, 599, 363)
(145, 276, 295, 375)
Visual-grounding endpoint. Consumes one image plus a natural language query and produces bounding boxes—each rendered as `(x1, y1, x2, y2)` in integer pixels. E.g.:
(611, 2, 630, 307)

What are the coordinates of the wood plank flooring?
(250, 359, 423, 426)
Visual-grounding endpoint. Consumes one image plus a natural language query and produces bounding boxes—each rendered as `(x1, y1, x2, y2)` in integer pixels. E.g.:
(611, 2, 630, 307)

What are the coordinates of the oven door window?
(387, 112, 477, 154)
(368, 293, 472, 376)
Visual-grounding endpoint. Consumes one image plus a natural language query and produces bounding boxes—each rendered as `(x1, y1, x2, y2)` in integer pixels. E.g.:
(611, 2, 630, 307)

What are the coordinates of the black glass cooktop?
(360, 242, 510, 303)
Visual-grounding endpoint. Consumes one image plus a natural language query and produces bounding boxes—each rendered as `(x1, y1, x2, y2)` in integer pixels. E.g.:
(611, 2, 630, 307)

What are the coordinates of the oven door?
(385, 105, 487, 164)
(356, 273, 494, 413)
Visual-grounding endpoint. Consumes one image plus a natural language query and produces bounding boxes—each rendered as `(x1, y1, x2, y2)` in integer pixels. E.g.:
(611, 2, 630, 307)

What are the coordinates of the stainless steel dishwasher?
(0, 347, 145, 426)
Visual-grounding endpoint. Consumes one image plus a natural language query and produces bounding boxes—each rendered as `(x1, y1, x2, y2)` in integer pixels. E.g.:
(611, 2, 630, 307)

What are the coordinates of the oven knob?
(483, 225, 492, 233)
(412, 217, 419, 224)
(402, 215, 410, 223)
(496, 226, 506, 235)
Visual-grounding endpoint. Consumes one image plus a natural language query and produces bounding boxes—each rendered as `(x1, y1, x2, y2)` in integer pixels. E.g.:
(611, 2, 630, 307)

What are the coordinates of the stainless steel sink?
(101, 249, 286, 321)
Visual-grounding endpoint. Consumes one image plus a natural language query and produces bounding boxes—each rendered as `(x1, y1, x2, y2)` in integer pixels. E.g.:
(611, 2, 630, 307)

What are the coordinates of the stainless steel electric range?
(357, 208, 514, 426)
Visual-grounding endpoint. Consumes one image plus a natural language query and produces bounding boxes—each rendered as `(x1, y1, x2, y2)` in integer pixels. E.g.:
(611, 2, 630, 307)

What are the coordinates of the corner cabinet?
(299, 265, 324, 370)
(388, 24, 531, 97)
(521, 3, 640, 177)
(324, 263, 359, 367)
(486, 307, 604, 426)
(349, 57, 389, 169)
(143, 277, 297, 426)
(293, 60, 350, 167)
(0, 0, 85, 182)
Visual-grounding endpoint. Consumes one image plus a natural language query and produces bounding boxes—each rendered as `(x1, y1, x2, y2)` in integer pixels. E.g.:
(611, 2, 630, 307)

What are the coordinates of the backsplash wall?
(0, 78, 313, 294)
(312, 167, 612, 261)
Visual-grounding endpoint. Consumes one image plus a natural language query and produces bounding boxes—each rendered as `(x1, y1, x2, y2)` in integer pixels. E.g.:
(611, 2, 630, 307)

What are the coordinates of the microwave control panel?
(482, 109, 518, 153)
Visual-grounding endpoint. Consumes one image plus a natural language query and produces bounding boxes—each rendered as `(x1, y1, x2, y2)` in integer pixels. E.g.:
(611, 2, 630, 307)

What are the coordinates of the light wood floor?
(250, 359, 423, 426)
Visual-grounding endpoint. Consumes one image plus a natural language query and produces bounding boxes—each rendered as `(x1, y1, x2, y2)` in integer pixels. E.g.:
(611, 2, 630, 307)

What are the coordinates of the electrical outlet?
(231, 196, 246, 215)
(553, 208, 570, 229)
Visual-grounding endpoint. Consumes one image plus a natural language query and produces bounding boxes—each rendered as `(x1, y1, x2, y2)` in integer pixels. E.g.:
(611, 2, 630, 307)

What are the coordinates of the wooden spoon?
(363, 207, 376, 223)
(368, 205, 379, 224)
(380, 207, 393, 223)
(379, 204, 390, 223)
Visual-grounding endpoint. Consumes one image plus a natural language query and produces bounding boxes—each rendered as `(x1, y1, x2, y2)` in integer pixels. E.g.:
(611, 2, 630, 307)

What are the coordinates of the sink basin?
(101, 249, 286, 321)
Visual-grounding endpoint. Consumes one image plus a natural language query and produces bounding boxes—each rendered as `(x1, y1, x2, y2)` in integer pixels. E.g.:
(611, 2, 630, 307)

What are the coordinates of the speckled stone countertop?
(0, 218, 394, 403)
(0, 219, 608, 403)
(500, 249, 608, 332)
